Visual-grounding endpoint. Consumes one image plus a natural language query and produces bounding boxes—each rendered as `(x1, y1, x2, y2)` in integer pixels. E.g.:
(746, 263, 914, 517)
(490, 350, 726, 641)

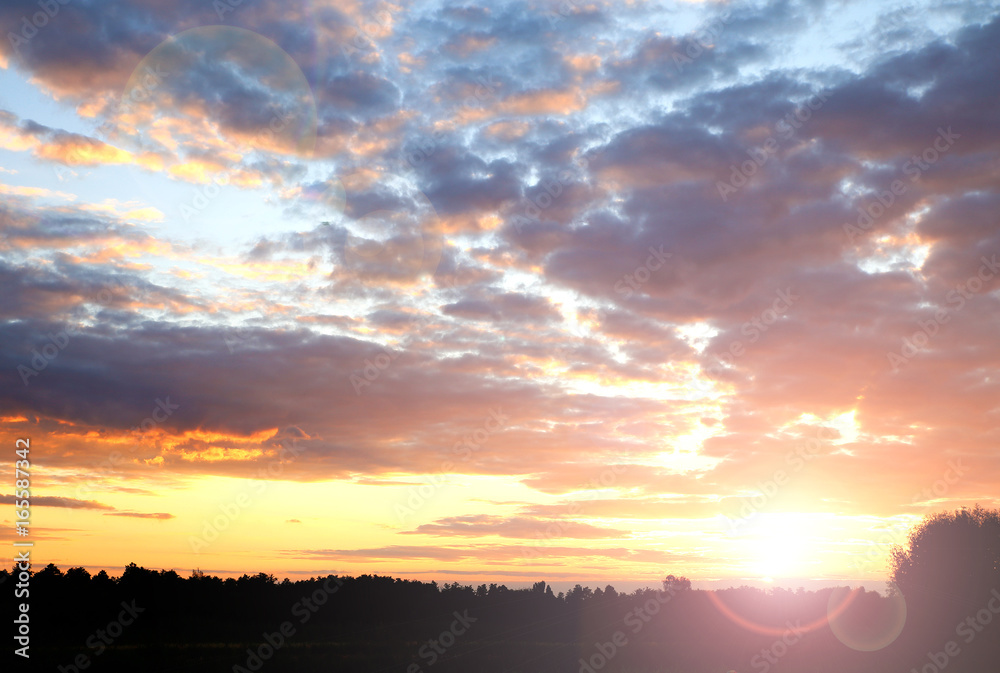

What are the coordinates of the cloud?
(0, 494, 113, 509)
(103, 512, 175, 519)
(441, 292, 562, 323)
(1, 0, 999, 581)
(288, 545, 693, 564)
(0, 109, 150, 168)
(402, 514, 630, 539)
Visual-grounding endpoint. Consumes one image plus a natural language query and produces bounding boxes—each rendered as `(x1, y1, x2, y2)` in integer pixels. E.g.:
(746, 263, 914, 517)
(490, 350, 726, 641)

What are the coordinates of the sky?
(1, 0, 998, 592)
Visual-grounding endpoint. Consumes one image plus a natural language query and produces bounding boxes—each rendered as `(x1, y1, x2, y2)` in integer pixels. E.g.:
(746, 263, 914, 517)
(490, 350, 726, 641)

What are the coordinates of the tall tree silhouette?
(891, 505, 1000, 603)
(890, 504, 1000, 669)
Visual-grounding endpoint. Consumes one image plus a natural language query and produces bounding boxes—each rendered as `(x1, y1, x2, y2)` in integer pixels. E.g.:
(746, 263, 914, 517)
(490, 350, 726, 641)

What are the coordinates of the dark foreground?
(8, 563, 1000, 673)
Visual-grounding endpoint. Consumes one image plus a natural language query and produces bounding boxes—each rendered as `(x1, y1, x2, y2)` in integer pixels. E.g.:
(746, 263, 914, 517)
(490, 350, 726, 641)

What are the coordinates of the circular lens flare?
(827, 584, 906, 651)
(117, 26, 318, 159)
(707, 586, 861, 638)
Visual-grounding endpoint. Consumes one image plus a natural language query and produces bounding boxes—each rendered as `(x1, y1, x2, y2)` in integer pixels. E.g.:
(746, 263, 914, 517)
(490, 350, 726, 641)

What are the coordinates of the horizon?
(15, 559, 898, 596)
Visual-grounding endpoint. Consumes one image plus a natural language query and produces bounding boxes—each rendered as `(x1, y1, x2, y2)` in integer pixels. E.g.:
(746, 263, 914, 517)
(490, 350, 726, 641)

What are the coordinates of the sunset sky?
(1, 0, 998, 591)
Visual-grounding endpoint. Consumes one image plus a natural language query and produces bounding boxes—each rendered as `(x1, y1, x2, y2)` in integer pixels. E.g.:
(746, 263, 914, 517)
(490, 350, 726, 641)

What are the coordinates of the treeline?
(4, 505, 999, 672)
(0, 566, 946, 672)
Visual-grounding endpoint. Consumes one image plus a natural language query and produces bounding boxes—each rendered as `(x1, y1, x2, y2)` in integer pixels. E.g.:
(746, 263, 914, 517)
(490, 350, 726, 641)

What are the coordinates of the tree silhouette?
(663, 574, 692, 594)
(15, 519, 1000, 673)
(890, 504, 1000, 669)
(891, 505, 1000, 604)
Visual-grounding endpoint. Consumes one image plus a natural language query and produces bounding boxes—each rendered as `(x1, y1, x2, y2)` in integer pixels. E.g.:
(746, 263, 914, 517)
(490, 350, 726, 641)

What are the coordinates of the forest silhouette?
(6, 505, 999, 673)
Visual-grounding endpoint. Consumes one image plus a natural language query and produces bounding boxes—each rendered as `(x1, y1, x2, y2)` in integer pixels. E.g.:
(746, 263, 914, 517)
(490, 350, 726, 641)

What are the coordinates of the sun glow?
(742, 514, 817, 579)
(749, 533, 806, 579)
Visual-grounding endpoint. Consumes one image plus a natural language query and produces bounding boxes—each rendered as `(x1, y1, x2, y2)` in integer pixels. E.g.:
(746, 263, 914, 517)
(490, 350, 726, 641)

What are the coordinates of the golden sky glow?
(1, 0, 999, 592)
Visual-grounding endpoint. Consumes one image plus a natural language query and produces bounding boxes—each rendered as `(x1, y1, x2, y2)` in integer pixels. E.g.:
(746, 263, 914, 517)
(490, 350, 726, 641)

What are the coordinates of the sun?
(742, 514, 810, 580)
(749, 534, 804, 579)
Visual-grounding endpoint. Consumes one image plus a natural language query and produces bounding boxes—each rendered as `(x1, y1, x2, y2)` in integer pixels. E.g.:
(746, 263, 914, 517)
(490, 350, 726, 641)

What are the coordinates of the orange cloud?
(35, 136, 135, 166)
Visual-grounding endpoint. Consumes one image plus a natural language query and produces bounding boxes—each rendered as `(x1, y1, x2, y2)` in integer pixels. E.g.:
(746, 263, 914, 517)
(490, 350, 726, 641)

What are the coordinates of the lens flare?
(117, 25, 317, 159)
(707, 587, 861, 637)
(827, 584, 906, 651)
